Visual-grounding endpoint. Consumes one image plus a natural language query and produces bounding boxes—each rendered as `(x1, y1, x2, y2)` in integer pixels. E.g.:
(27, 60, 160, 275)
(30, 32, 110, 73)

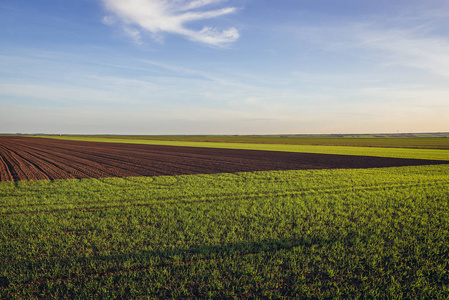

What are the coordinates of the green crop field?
(1, 137, 449, 298)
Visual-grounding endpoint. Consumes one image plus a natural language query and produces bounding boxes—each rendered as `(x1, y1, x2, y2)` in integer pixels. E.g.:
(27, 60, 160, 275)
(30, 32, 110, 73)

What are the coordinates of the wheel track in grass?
(3, 175, 447, 210)
(2, 178, 448, 216)
(2, 180, 447, 214)
(1, 136, 448, 182)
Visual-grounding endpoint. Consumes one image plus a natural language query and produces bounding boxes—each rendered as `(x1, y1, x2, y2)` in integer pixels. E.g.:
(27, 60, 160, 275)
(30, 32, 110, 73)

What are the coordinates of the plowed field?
(0, 136, 448, 182)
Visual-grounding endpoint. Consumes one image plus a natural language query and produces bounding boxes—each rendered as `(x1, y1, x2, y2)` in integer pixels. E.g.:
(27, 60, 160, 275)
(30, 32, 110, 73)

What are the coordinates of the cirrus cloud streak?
(102, 0, 239, 46)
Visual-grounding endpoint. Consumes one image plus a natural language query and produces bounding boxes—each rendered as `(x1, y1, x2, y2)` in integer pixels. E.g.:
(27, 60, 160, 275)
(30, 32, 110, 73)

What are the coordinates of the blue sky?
(1, 0, 449, 134)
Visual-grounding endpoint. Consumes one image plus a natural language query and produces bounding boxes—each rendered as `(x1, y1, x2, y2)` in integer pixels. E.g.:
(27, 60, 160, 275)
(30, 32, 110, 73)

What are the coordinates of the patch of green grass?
(1, 165, 449, 298)
(39, 135, 449, 161)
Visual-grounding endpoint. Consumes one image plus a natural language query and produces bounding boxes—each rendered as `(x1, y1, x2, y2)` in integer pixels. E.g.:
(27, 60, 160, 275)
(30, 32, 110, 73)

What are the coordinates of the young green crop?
(1, 164, 449, 298)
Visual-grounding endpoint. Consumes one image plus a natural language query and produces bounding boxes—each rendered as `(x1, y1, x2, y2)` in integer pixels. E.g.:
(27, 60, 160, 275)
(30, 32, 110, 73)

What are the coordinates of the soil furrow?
(0, 144, 47, 181)
(0, 152, 13, 181)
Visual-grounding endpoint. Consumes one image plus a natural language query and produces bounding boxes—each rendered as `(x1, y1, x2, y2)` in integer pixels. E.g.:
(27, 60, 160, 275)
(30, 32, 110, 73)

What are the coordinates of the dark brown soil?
(0, 136, 447, 182)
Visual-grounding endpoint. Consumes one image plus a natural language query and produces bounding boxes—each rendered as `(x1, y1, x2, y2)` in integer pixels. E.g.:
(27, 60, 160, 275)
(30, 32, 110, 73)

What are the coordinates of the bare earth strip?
(0, 136, 448, 182)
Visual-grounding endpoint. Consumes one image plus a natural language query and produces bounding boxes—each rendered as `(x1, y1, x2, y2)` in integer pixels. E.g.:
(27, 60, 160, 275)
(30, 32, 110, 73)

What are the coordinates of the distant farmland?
(1, 135, 449, 298)
(46, 133, 449, 149)
(1, 136, 448, 182)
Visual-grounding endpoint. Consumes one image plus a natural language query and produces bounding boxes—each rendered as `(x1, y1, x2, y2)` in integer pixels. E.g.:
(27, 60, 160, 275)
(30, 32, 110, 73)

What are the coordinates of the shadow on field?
(8, 236, 362, 298)
(105, 237, 326, 264)
(22, 235, 337, 279)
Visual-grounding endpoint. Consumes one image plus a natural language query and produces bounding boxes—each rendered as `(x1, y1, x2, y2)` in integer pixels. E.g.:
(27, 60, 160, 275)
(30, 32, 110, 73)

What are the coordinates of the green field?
(2, 137, 449, 298)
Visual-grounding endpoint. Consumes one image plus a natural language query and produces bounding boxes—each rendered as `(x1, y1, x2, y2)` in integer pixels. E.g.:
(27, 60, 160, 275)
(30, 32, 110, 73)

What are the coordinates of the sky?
(1, 0, 449, 135)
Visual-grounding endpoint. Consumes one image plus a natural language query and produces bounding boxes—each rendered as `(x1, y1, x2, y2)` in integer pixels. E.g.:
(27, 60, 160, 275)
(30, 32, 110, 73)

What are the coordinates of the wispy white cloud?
(292, 7, 449, 81)
(101, 0, 239, 46)
(357, 28, 449, 79)
(122, 26, 143, 45)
